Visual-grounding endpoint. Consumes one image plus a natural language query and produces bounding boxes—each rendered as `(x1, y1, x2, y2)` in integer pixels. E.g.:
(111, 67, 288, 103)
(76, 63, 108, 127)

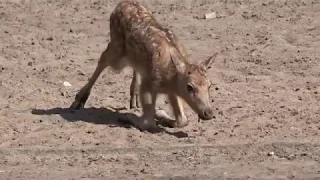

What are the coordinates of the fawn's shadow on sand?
(31, 107, 188, 138)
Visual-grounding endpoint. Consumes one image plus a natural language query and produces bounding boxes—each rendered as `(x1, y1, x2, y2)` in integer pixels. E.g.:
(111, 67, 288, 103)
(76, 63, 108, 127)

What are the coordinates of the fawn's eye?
(187, 84, 194, 93)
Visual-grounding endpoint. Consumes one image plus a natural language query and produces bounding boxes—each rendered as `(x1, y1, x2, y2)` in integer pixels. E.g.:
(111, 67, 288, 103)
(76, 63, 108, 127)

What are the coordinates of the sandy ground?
(0, 0, 320, 179)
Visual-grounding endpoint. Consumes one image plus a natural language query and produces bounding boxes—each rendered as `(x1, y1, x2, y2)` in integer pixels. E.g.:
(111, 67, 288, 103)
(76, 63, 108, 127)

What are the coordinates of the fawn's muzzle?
(198, 108, 214, 120)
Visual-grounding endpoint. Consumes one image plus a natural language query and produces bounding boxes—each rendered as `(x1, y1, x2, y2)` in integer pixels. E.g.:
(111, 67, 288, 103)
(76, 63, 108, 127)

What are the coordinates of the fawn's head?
(171, 51, 216, 120)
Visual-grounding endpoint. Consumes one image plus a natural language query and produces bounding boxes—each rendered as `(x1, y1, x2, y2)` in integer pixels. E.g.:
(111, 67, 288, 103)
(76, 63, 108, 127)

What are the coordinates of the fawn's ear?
(170, 49, 186, 73)
(200, 53, 218, 70)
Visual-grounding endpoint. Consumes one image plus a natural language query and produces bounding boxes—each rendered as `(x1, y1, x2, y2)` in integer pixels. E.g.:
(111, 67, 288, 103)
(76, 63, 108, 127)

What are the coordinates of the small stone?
(268, 152, 275, 156)
(210, 33, 219, 39)
(77, 70, 85, 76)
(140, 168, 147, 174)
(0, 65, 5, 72)
(63, 81, 72, 87)
(287, 154, 295, 160)
(204, 12, 216, 19)
(46, 37, 53, 41)
(300, 153, 307, 156)
(27, 62, 32, 66)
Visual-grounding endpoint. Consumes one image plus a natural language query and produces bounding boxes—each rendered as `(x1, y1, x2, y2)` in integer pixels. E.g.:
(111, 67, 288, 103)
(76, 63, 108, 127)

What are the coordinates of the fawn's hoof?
(70, 100, 85, 110)
(119, 113, 158, 132)
(133, 117, 158, 132)
(171, 120, 189, 128)
(154, 109, 189, 128)
(159, 119, 189, 128)
(138, 121, 158, 132)
(70, 91, 90, 110)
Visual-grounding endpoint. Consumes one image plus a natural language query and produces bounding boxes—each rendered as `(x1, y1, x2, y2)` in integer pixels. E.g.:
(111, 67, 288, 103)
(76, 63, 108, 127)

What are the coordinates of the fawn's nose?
(199, 108, 214, 120)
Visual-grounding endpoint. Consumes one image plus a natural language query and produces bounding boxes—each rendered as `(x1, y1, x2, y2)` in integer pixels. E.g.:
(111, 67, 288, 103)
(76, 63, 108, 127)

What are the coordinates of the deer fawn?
(70, 0, 216, 131)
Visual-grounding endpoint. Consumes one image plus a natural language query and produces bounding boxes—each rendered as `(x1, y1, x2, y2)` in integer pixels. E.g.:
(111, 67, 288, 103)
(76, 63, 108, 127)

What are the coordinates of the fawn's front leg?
(169, 94, 189, 127)
(155, 94, 188, 128)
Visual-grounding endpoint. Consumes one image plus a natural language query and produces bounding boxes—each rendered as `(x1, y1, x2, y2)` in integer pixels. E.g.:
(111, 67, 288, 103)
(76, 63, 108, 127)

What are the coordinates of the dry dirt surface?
(0, 0, 320, 179)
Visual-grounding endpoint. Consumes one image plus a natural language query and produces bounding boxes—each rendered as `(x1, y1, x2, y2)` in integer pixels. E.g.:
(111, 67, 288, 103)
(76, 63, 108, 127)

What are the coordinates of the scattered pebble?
(268, 151, 275, 156)
(27, 62, 32, 66)
(210, 33, 219, 39)
(46, 37, 53, 41)
(140, 168, 147, 174)
(63, 81, 72, 87)
(204, 12, 216, 19)
(187, 156, 193, 160)
(77, 70, 85, 76)
(300, 153, 308, 156)
(287, 154, 295, 160)
(0, 65, 5, 72)
(60, 91, 66, 96)
(86, 130, 95, 134)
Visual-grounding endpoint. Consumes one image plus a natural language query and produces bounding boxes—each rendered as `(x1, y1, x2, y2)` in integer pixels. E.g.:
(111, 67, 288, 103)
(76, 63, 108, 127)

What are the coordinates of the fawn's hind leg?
(70, 42, 125, 110)
(130, 71, 141, 109)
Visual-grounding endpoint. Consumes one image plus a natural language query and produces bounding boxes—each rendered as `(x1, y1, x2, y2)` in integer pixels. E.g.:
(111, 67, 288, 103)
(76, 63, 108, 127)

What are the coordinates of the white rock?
(268, 151, 275, 156)
(204, 12, 216, 19)
(63, 81, 72, 87)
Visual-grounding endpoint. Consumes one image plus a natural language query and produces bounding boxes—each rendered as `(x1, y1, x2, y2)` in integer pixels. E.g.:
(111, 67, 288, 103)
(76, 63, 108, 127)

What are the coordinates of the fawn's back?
(109, 0, 186, 80)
